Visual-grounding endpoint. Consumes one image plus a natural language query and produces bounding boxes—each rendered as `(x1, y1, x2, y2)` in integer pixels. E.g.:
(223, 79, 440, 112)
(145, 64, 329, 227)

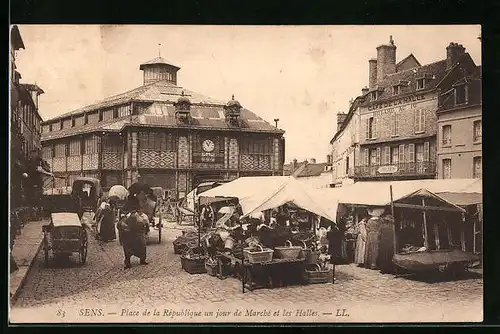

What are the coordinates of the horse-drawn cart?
(42, 212, 88, 266)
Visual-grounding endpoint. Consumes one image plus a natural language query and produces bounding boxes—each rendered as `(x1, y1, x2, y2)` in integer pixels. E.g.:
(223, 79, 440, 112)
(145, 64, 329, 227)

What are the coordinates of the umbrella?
(128, 182, 154, 197)
(218, 206, 235, 214)
(108, 185, 129, 201)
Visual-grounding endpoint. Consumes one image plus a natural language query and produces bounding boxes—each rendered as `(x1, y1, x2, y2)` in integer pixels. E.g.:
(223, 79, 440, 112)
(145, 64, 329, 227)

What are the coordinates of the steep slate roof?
(292, 163, 328, 178)
(42, 80, 283, 141)
(361, 58, 449, 103)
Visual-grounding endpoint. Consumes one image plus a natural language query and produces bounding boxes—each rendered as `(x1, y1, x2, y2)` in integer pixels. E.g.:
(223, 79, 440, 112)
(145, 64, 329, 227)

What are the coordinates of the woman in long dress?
(364, 216, 382, 269)
(378, 215, 396, 274)
(354, 218, 367, 266)
(95, 199, 117, 242)
(118, 187, 151, 269)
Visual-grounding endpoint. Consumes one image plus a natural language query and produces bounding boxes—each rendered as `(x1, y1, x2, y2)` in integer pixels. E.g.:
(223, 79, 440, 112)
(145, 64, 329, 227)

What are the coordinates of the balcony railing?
(353, 161, 436, 179)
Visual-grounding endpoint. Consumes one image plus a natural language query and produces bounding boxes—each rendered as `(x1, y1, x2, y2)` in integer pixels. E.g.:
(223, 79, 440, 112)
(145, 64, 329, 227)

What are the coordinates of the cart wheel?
(80, 246, 88, 264)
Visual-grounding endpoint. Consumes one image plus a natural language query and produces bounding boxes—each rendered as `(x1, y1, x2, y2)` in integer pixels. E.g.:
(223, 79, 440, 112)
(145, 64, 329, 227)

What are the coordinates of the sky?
(14, 25, 481, 163)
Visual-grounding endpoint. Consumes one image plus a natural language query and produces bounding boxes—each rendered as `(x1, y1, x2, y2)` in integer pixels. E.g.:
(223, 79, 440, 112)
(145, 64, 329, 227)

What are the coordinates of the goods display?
(304, 263, 331, 284)
(181, 248, 207, 274)
(243, 242, 274, 264)
(275, 240, 302, 260)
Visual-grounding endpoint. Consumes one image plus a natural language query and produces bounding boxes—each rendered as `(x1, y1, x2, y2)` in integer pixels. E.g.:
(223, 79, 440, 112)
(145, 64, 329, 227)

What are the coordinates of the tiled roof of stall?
(41, 81, 283, 141)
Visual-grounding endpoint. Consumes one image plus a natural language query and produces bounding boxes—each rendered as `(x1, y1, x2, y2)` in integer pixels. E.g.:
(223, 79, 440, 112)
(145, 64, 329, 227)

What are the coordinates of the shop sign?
(378, 165, 398, 174)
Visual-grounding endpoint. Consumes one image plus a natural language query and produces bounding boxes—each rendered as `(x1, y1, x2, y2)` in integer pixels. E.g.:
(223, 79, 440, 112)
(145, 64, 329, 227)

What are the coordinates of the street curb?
(9, 237, 43, 305)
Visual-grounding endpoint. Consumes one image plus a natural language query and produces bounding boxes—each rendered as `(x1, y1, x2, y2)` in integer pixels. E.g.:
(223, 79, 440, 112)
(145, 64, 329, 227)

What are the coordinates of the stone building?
(10, 25, 45, 208)
(437, 62, 482, 179)
(283, 158, 333, 189)
(331, 37, 480, 183)
(40, 56, 285, 199)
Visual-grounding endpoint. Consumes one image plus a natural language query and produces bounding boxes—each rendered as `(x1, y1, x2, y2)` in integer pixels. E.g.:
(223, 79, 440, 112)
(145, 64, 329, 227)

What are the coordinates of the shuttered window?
(414, 109, 425, 133)
(364, 148, 369, 166)
(392, 113, 399, 136)
(408, 144, 415, 163)
(399, 145, 405, 164)
(376, 147, 381, 165)
(84, 135, 99, 154)
(42, 146, 53, 160)
(424, 142, 430, 161)
(139, 132, 175, 151)
(384, 146, 390, 165)
(364, 119, 369, 140)
(69, 139, 81, 156)
(54, 143, 66, 157)
(391, 147, 399, 164)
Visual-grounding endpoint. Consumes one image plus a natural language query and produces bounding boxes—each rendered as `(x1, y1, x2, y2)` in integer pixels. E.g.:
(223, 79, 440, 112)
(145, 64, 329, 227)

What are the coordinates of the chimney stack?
(337, 112, 348, 132)
(376, 36, 397, 84)
(361, 86, 370, 95)
(292, 158, 297, 171)
(326, 154, 332, 165)
(369, 59, 378, 89)
(446, 42, 466, 69)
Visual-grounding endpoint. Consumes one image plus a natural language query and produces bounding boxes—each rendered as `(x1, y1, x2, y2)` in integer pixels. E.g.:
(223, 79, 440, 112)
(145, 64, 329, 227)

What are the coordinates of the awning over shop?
(199, 176, 337, 222)
(312, 179, 476, 216)
(436, 192, 483, 206)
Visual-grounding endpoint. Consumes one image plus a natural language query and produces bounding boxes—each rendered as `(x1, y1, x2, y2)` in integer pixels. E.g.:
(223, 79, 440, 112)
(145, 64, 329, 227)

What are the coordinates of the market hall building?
(331, 36, 480, 184)
(40, 57, 285, 199)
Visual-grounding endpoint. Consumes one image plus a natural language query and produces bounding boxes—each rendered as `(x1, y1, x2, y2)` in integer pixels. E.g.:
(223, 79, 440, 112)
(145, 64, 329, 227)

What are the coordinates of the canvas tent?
(198, 176, 337, 222)
(313, 178, 481, 216)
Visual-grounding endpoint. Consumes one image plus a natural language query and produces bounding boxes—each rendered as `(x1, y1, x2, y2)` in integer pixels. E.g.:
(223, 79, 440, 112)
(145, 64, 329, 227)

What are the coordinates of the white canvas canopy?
(313, 178, 480, 216)
(199, 176, 337, 222)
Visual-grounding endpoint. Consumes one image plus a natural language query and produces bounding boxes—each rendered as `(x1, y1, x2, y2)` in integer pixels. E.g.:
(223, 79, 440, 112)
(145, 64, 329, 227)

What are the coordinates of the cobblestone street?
(11, 224, 483, 323)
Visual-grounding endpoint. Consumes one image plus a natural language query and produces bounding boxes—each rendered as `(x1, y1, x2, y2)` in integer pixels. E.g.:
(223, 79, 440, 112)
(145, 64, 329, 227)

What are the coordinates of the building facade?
(436, 64, 482, 179)
(41, 57, 285, 199)
(331, 37, 480, 183)
(10, 25, 45, 209)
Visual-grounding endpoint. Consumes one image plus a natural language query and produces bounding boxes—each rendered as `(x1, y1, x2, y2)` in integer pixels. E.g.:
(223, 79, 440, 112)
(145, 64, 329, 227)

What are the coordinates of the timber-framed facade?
(41, 57, 285, 199)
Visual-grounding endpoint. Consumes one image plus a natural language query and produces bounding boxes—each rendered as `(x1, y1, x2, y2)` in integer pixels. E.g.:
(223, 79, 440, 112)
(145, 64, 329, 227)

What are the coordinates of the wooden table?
(216, 252, 307, 292)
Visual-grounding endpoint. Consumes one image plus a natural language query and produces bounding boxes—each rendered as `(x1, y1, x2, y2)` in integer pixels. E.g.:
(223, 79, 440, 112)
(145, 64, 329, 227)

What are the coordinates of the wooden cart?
(42, 212, 88, 267)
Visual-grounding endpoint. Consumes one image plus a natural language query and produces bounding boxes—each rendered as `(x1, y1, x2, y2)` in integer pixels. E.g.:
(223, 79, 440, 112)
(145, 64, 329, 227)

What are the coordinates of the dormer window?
(454, 84, 468, 106)
(416, 78, 425, 90)
(392, 85, 400, 95)
(370, 91, 378, 101)
(174, 91, 192, 124)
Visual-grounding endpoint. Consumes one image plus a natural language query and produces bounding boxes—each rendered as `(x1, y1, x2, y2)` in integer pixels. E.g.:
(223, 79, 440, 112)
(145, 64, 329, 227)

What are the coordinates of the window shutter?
(373, 117, 377, 138)
(424, 142, 430, 161)
(421, 110, 426, 132)
(414, 110, 420, 133)
(364, 119, 369, 139)
(384, 146, 390, 165)
(394, 113, 399, 135)
(376, 147, 381, 165)
(390, 114, 394, 136)
(364, 148, 369, 166)
(408, 144, 415, 163)
(399, 145, 405, 164)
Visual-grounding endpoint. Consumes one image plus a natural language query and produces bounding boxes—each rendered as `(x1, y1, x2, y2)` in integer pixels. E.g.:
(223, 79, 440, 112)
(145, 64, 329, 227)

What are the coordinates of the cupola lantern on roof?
(224, 94, 242, 125)
(139, 55, 180, 86)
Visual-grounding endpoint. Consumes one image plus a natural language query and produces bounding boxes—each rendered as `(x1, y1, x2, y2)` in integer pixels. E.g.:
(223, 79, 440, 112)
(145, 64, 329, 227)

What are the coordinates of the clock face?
(202, 139, 215, 152)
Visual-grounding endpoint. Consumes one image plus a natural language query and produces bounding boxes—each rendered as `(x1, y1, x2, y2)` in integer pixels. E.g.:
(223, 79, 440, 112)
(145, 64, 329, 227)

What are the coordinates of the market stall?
(312, 182, 481, 276)
(174, 176, 336, 292)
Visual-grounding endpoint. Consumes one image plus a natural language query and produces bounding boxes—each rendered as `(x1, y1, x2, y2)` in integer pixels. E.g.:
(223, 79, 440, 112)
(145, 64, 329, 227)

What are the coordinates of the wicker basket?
(304, 263, 331, 284)
(205, 260, 218, 276)
(243, 242, 274, 264)
(181, 249, 207, 274)
(275, 240, 302, 260)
